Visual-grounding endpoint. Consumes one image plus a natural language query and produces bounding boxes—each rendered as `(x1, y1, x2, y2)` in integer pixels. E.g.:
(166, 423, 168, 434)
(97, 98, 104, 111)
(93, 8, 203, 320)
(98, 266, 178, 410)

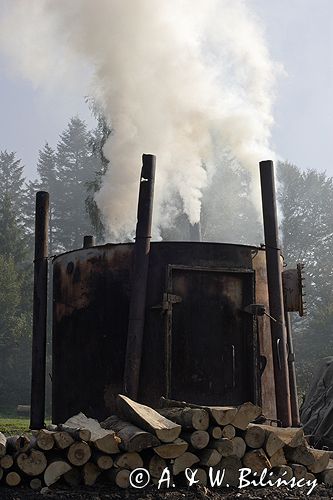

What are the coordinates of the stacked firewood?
(0, 394, 332, 490)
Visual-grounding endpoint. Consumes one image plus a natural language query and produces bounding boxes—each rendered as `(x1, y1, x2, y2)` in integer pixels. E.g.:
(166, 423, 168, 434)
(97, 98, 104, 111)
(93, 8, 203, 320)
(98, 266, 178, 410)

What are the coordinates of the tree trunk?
(153, 438, 188, 459)
(181, 431, 209, 450)
(114, 452, 143, 470)
(82, 462, 101, 486)
(243, 448, 271, 473)
(101, 415, 160, 452)
(67, 441, 91, 466)
(172, 452, 199, 475)
(117, 394, 181, 443)
(156, 407, 209, 431)
(44, 460, 72, 486)
(16, 449, 47, 476)
(231, 402, 262, 430)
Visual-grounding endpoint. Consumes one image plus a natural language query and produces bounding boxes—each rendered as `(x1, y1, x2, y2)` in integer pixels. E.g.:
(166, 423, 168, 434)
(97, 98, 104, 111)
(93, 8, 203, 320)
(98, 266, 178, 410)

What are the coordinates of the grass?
(0, 417, 31, 436)
(0, 413, 52, 436)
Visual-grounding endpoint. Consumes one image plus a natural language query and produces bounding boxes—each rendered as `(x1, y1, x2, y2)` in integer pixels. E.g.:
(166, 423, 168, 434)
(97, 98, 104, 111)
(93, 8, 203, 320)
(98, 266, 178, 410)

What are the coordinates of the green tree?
(201, 156, 262, 245)
(277, 161, 333, 392)
(55, 117, 95, 250)
(85, 114, 111, 243)
(0, 151, 28, 262)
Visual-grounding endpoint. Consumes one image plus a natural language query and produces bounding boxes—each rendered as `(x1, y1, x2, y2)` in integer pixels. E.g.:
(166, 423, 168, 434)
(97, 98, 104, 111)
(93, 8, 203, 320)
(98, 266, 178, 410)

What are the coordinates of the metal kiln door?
(166, 265, 256, 406)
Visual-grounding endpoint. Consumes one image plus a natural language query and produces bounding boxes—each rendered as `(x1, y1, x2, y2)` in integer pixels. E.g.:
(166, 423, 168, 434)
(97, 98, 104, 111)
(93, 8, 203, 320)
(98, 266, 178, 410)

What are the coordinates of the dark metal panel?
(52, 245, 132, 423)
(167, 266, 255, 405)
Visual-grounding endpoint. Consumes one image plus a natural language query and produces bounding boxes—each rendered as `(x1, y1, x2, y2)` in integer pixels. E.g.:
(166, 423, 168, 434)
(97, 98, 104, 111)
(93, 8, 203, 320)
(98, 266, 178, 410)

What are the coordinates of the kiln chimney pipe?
(30, 191, 49, 429)
(259, 160, 292, 427)
(83, 235, 95, 248)
(123, 154, 156, 399)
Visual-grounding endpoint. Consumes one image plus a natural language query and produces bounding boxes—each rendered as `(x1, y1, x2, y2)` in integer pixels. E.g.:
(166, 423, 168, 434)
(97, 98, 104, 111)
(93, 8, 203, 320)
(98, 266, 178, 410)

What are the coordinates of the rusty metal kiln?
(30, 157, 304, 431)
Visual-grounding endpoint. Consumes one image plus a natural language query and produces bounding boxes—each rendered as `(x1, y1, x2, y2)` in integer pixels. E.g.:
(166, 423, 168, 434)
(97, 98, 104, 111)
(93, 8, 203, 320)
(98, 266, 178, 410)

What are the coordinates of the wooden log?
(269, 447, 287, 467)
(182, 431, 209, 450)
(17, 449, 48, 476)
(36, 429, 55, 451)
(178, 467, 207, 486)
(65, 412, 120, 453)
(211, 438, 233, 457)
(0, 467, 3, 481)
(194, 468, 207, 486)
(221, 425, 236, 440)
(6, 434, 33, 453)
(209, 426, 222, 439)
(156, 407, 209, 431)
(53, 424, 91, 442)
(107, 468, 130, 488)
(30, 478, 42, 490)
(290, 463, 307, 480)
(44, 460, 72, 486)
(319, 460, 333, 486)
(159, 397, 237, 426)
(53, 431, 75, 450)
(148, 455, 167, 479)
(243, 448, 271, 473)
(82, 462, 101, 486)
(306, 449, 330, 474)
(153, 438, 188, 459)
(244, 424, 266, 449)
(101, 415, 160, 452)
(172, 452, 200, 475)
(230, 437, 246, 459)
(92, 451, 113, 470)
(269, 465, 293, 482)
(67, 441, 92, 466)
(63, 467, 81, 487)
(0, 454, 14, 469)
(284, 444, 315, 466)
(0, 432, 6, 457)
(114, 452, 143, 470)
(5, 471, 21, 486)
(231, 402, 262, 430)
(219, 456, 242, 487)
(197, 448, 221, 467)
(117, 394, 181, 443)
(259, 424, 304, 457)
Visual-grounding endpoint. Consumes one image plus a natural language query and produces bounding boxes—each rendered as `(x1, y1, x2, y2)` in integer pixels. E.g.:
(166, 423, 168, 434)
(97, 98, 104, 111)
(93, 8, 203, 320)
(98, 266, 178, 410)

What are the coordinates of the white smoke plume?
(0, 0, 280, 240)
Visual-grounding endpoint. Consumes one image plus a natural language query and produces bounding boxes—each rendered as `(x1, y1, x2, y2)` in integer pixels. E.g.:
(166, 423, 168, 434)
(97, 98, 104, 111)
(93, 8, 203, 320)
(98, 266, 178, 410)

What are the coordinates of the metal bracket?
(151, 293, 182, 312)
(244, 303, 266, 316)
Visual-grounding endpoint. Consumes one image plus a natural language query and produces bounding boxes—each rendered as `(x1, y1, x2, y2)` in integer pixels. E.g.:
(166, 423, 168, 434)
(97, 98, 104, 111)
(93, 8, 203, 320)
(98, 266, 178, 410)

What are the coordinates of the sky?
(0, 0, 332, 180)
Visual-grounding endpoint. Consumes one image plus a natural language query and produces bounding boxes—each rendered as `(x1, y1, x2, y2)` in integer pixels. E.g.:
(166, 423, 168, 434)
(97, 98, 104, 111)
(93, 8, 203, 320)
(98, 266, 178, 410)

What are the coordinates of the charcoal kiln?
(30, 156, 305, 430)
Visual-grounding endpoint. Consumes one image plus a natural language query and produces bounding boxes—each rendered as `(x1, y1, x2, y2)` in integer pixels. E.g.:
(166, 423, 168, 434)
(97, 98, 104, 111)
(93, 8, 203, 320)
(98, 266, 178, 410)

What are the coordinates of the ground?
(0, 483, 333, 500)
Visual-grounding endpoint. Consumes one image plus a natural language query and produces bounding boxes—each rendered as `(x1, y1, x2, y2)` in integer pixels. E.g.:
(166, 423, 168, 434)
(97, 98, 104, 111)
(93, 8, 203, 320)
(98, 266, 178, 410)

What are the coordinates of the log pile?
(0, 394, 331, 491)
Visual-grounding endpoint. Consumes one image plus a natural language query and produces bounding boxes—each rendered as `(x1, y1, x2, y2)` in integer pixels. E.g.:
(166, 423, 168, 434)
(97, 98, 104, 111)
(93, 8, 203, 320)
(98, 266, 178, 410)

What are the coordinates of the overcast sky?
(0, 0, 332, 179)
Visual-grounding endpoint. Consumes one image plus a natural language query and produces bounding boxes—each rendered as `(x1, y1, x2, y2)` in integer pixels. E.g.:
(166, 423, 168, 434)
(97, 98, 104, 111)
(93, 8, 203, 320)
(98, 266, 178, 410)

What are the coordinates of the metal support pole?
(123, 154, 156, 399)
(285, 310, 300, 426)
(83, 235, 95, 248)
(259, 160, 292, 426)
(30, 191, 49, 429)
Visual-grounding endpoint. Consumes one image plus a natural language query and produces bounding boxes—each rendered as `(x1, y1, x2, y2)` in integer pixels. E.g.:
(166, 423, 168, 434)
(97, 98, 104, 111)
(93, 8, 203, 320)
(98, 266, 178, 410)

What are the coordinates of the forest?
(0, 111, 332, 413)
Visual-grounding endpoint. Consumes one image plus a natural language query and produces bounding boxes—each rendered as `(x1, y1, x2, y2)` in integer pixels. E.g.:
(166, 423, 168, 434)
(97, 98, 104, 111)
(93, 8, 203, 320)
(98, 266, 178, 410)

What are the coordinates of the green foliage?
(277, 161, 333, 393)
(0, 255, 31, 407)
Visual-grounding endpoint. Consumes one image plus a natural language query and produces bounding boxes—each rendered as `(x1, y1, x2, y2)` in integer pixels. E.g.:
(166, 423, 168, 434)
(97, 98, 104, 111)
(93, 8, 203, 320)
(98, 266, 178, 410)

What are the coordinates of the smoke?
(0, 0, 280, 240)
